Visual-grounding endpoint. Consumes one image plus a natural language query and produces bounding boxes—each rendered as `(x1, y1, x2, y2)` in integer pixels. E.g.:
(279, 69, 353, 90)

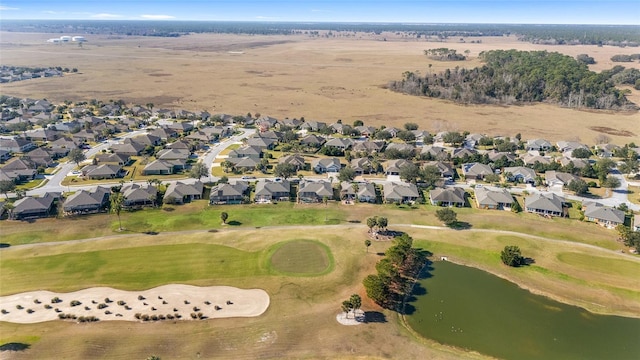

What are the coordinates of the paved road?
(198, 127, 255, 183)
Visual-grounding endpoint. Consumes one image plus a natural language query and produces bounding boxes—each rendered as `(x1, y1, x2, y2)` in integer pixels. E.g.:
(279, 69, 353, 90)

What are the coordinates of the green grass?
(268, 239, 333, 275)
(556, 252, 640, 277)
(1, 243, 265, 295)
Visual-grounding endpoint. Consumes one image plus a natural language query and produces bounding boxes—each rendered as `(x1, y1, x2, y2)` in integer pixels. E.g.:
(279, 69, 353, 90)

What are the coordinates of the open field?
(1, 32, 639, 144)
(1, 225, 638, 359)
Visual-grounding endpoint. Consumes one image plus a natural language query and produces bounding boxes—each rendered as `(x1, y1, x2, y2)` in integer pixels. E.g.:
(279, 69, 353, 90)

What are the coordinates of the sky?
(0, 1, 638, 25)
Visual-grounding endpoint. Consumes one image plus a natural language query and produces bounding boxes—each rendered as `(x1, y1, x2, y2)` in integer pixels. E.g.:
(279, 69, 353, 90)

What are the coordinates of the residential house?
(0, 149, 11, 162)
(385, 143, 415, 153)
(143, 160, 181, 175)
(62, 186, 110, 215)
(329, 122, 344, 134)
(228, 156, 260, 171)
(128, 134, 162, 147)
(156, 148, 190, 161)
(163, 181, 204, 204)
(0, 158, 37, 182)
(474, 186, 514, 210)
(486, 150, 516, 163)
(461, 163, 493, 180)
(525, 192, 566, 217)
(299, 120, 327, 132)
(384, 159, 412, 176)
(24, 147, 55, 167)
(464, 133, 485, 148)
(451, 148, 478, 159)
(312, 157, 341, 173)
(583, 202, 625, 229)
(354, 126, 376, 137)
(0, 137, 36, 153)
(521, 153, 552, 166)
(298, 180, 334, 202)
(278, 118, 303, 129)
(595, 143, 621, 158)
(121, 183, 157, 208)
(503, 166, 536, 184)
(111, 142, 145, 156)
(26, 128, 61, 142)
(526, 139, 552, 151)
(558, 157, 588, 169)
(201, 125, 231, 139)
(209, 181, 249, 204)
(255, 116, 279, 129)
(381, 127, 400, 138)
(557, 141, 589, 157)
(350, 157, 374, 175)
(81, 164, 124, 180)
(254, 180, 291, 203)
(72, 129, 102, 142)
(384, 182, 420, 204)
(300, 134, 326, 148)
(246, 136, 277, 150)
(340, 181, 356, 201)
(430, 187, 466, 207)
(352, 140, 385, 154)
(11, 193, 57, 220)
(424, 161, 455, 180)
(324, 137, 354, 150)
(166, 140, 192, 151)
(148, 127, 179, 141)
(279, 154, 306, 170)
(421, 145, 448, 160)
(356, 182, 377, 203)
(228, 145, 262, 160)
(49, 137, 79, 156)
(545, 171, 579, 187)
(95, 153, 130, 166)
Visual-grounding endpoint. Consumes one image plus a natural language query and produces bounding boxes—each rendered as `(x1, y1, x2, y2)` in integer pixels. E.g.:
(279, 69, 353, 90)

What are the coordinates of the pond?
(406, 261, 640, 360)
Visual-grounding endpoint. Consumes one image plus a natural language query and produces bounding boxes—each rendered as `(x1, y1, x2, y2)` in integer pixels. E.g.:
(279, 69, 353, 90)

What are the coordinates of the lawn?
(268, 239, 333, 275)
(628, 185, 640, 206)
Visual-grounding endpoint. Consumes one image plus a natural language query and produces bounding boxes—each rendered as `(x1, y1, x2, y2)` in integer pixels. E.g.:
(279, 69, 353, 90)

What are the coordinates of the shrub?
(51, 297, 62, 304)
(135, 313, 142, 319)
(142, 314, 150, 321)
(175, 314, 182, 319)
(97, 303, 108, 309)
(117, 300, 126, 306)
(124, 306, 132, 310)
(158, 314, 166, 320)
(193, 306, 199, 312)
(104, 298, 112, 303)
(190, 313, 197, 319)
(34, 299, 41, 304)
(27, 309, 35, 314)
(166, 314, 174, 320)
(138, 295, 145, 300)
(1, 309, 8, 314)
(55, 308, 62, 313)
(70, 300, 81, 307)
(151, 315, 158, 321)
(105, 310, 112, 315)
(84, 306, 91, 310)
(58, 313, 66, 319)
(197, 312, 204, 319)
(44, 304, 52, 309)
(16, 305, 24, 310)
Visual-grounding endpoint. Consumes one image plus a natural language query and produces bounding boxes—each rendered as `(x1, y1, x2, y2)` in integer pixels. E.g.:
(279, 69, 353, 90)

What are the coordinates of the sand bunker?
(0, 285, 269, 324)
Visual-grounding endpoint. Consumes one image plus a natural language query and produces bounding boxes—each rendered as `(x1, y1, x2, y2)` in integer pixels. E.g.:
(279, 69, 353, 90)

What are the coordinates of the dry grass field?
(1, 31, 639, 144)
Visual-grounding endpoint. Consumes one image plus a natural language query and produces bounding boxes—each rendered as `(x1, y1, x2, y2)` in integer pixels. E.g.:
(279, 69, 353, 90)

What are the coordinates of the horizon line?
(2, 19, 639, 27)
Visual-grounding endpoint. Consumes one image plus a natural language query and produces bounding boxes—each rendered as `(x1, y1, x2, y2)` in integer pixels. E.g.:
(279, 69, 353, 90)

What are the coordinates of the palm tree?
(220, 212, 228, 224)
(365, 239, 372, 253)
(110, 192, 124, 231)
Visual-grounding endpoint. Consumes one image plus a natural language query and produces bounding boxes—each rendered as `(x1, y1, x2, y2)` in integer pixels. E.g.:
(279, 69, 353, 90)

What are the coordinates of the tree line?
(388, 49, 636, 110)
(362, 234, 430, 311)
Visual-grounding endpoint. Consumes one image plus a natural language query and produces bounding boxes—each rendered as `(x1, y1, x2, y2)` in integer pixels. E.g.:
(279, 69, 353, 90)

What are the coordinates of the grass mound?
(269, 240, 332, 275)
